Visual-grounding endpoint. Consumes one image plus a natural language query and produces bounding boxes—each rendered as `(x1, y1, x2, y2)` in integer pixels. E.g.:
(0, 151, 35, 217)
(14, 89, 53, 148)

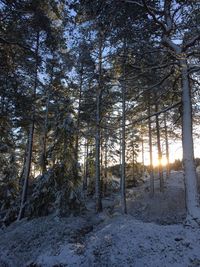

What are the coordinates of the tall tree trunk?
(83, 137, 88, 195)
(119, 129, 122, 190)
(132, 143, 136, 186)
(75, 66, 83, 166)
(121, 87, 127, 213)
(104, 137, 108, 195)
(164, 113, 170, 179)
(95, 91, 102, 212)
(121, 42, 127, 214)
(18, 32, 40, 220)
(41, 88, 50, 175)
(141, 133, 145, 177)
(148, 102, 154, 197)
(41, 64, 55, 174)
(155, 101, 164, 192)
(100, 137, 104, 195)
(95, 32, 103, 212)
(180, 58, 200, 221)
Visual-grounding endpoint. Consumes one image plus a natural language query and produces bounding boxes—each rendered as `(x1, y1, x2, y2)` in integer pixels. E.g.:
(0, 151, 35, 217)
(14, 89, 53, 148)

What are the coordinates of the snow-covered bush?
(26, 164, 85, 218)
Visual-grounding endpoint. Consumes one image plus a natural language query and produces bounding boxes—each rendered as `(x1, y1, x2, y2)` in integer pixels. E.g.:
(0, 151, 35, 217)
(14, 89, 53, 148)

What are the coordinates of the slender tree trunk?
(155, 101, 164, 192)
(100, 137, 104, 195)
(119, 130, 122, 190)
(41, 89, 50, 174)
(41, 65, 54, 174)
(148, 103, 154, 197)
(180, 58, 200, 221)
(132, 143, 136, 186)
(18, 32, 40, 220)
(141, 133, 145, 177)
(164, 113, 170, 179)
(103, 132, 108, 195)
(121, 44, 127, 214)
(83, 137, 88, 195)
(75, 66, 83, 166)
(95, 91, 102, 212)
(121, 90, 127, 213)
(95, 32, 103, 212)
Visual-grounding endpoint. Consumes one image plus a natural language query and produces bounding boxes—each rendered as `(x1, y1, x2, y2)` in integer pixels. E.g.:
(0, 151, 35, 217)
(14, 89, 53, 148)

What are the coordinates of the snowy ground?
(1, 171, 200, 267)
(126, 170, 186, 224)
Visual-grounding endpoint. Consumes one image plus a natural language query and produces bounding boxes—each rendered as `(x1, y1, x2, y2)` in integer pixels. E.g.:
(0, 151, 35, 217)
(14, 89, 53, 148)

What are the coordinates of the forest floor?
(1, 171, 200, 267)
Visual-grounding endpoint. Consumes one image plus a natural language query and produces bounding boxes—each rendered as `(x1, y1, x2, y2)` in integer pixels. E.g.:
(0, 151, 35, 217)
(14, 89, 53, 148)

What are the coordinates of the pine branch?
(0, 36, 34, 53)
(126, 101, 181, 127)
(183, 35, 200, 52)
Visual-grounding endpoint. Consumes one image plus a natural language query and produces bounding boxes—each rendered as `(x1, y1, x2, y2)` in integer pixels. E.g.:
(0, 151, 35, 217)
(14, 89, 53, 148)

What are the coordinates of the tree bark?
(132, 142, 136, 186)
(83, 137, 88, 195)
(148, 102, 154, 197)
(164, 113, 170, 179)
(180, 58, 200, 221)
(104, 132, 108, 195)
(121, 43, 127, 214)
(75, 65, 83, 166)
(95, 90, 102, 212)
(141, 133, 145, 177)
(41, 87, 50, 175)
(155, 100, 164, 192)
(95, 31, 103, 212)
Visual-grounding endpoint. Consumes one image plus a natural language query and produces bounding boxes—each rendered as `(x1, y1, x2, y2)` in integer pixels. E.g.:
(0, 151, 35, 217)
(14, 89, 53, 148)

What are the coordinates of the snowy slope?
(0, 171, 200, 267)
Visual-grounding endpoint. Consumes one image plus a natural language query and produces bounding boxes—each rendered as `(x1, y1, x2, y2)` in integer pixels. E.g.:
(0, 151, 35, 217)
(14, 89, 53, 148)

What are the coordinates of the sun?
(153, 157, 168, 167)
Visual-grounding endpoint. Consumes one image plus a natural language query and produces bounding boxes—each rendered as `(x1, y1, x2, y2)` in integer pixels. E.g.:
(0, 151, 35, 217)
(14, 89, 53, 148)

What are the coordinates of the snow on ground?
(83, 215, 200, 267)
(1, 171, 200, 267)
(126, 171, 186, 224)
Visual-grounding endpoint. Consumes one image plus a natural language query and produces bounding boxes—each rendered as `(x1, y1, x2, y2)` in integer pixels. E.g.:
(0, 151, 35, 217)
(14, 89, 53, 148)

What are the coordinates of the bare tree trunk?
(121, 42, 127, 214)
(18, 32, 40, 220)
(75, 66, 83, 166)
(103, 132, 108, 195)
(132, 142, 136, 186)
(41, 64, 55, 174)
(119, 130, 122, 190)
(95, 31, 103, 212)
(41, 89, 50, 174)
(180, 58, 200, 221)
(155, 101, 164, 192)
(141, 133, 145, 177)
(100, 137, 104, 195)
(121, 90, 127, 213)
(164, 113, 170, 179)
(95, 91, 102, 212)
(148, 102, 154, 197)
(83, 137, 88, 195)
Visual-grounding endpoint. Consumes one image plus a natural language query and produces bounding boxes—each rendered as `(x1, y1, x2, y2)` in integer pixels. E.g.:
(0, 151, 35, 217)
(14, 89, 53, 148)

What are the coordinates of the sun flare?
(153, 157, 168, 167)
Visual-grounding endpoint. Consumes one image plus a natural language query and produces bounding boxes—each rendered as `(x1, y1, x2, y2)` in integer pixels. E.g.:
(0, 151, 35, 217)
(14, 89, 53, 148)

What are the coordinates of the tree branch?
(126, 101, 181, 127)
(162, 35, 181, 53)
(0, 36, 34, 53)
(183, 35, 200, 52)
(124, 0, 164, 15)
(142, 0, 166, 31)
